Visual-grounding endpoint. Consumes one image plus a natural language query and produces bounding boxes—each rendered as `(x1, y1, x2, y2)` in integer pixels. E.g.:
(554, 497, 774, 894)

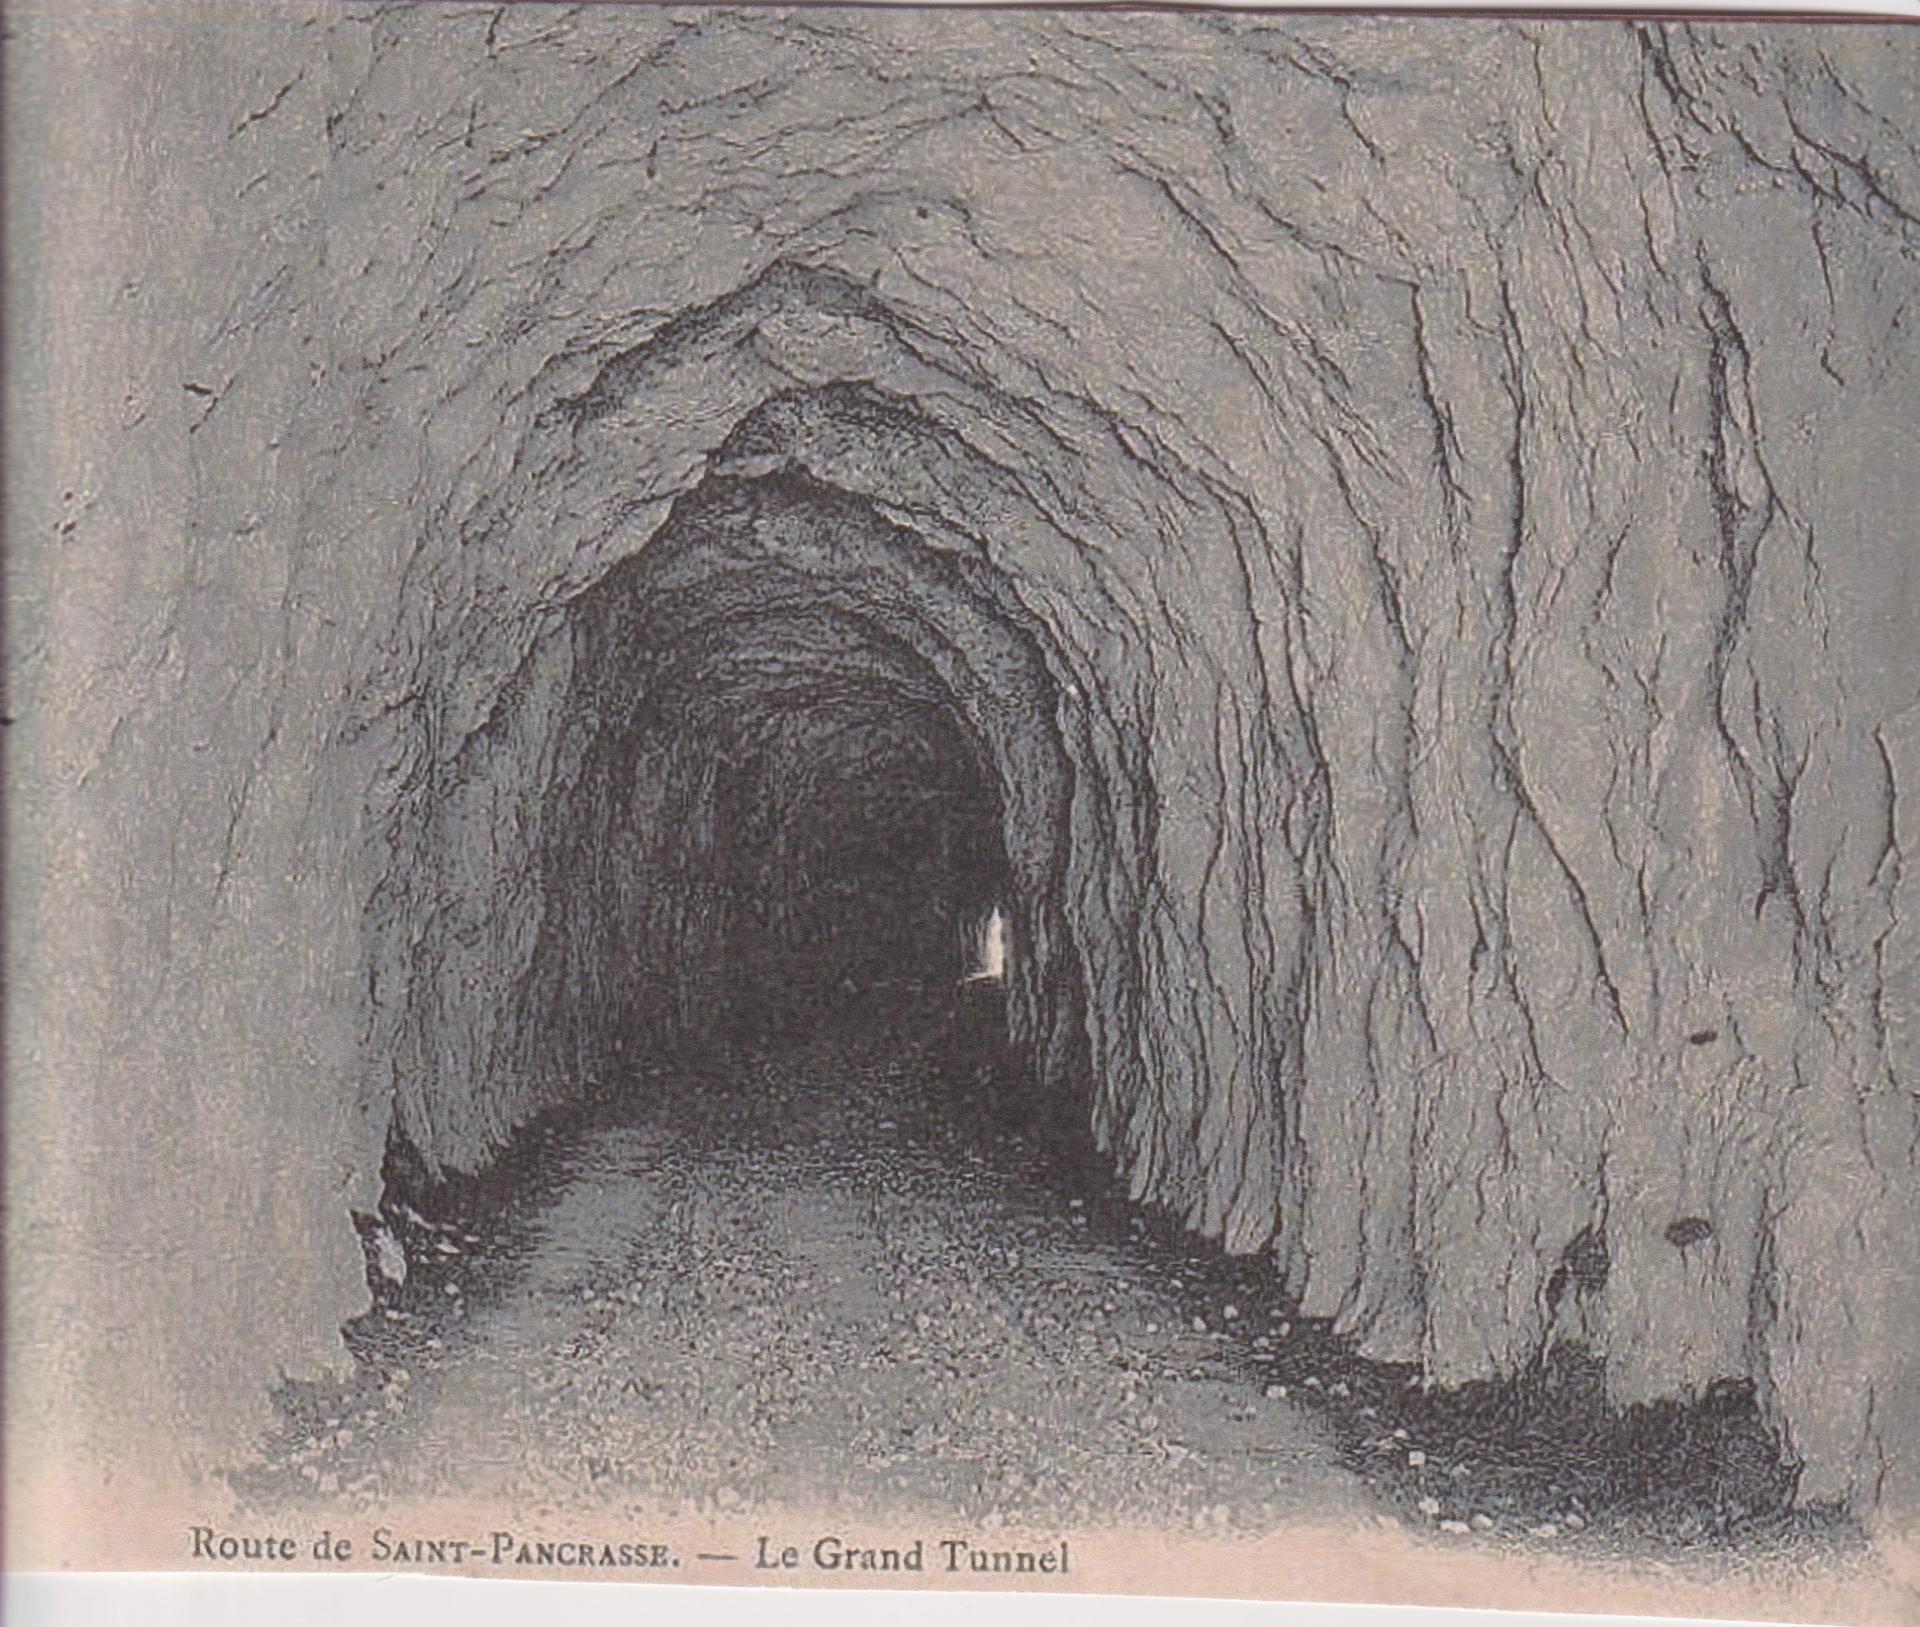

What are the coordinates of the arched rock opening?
(416, 461, 1085, 1142)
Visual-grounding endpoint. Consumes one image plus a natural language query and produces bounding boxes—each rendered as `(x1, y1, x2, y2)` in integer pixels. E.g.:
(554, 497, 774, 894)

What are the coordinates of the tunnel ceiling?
(16, 4, 1918, 1526)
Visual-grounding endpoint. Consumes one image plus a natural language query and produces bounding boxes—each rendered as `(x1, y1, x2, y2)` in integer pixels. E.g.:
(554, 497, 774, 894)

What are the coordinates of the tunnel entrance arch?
(530, 468, 1094, 1119)
(369, 272, 1311, 1289)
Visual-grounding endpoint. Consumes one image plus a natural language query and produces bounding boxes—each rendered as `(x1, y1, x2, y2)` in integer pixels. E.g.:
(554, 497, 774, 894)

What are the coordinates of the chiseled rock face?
(10, 3, 1917, 1518)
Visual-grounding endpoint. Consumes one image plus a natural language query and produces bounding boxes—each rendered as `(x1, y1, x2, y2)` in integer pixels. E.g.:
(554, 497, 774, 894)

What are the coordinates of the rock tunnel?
(9, 3, 1919, 1541)
(382, 412, 1098, 1158)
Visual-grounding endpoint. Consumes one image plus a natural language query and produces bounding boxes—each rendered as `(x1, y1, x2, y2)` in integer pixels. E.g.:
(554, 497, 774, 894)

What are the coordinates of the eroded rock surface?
(8, 3, 1917, 1526)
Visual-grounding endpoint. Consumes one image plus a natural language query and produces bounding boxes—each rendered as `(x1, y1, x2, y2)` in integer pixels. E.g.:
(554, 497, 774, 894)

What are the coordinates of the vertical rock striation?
(8, 2, 1916, 1524)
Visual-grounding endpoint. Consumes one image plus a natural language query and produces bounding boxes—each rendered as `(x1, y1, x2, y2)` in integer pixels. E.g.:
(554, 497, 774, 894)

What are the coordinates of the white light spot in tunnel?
(963, 903, 1008, 984)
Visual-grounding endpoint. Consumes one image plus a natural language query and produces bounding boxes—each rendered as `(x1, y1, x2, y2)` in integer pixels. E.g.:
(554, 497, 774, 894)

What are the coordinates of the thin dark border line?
(338, 0, 1920, 22)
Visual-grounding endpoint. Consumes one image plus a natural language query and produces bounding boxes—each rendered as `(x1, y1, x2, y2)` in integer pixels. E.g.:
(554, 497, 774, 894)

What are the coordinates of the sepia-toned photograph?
(5, 2, 1917, 1622)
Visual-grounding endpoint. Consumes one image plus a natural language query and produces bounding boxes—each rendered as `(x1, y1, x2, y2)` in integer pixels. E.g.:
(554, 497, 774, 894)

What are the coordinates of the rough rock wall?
(8, 2, 1917, 1520)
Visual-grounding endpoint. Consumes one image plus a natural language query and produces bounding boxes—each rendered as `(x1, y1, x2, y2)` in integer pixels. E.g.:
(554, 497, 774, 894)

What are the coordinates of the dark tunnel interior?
(605, 610, 1014, 1050)
(499, 465, 1080, 1142)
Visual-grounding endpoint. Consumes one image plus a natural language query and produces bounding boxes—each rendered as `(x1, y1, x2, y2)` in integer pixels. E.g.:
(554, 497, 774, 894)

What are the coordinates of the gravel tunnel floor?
(237, 991, 1862, 1581)
(240, 992, 1367, 1533)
